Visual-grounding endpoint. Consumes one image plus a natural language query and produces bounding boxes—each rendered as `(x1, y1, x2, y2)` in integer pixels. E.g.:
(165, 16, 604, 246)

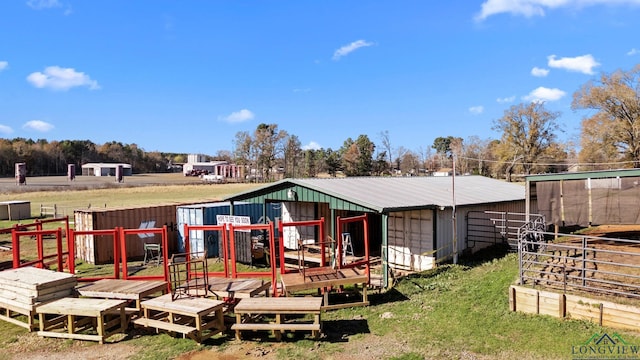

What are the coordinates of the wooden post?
(509, 286, 516, 312)
(599, 303, 603, 326)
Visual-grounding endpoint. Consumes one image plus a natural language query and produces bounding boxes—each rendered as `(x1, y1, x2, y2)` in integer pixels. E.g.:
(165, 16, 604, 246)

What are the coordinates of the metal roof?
(225, 175, 525, 213)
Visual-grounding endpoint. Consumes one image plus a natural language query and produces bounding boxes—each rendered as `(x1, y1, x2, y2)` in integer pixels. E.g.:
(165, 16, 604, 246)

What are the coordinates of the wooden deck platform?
(0, 267, 77, 331)
(36, 297, 128, 344)
(208, 277, 272, 299)
(280, 267, 369, 310)
(133, 293, 225, 343)
(231, 297, 323, 340)
(76, 279, 168, 314)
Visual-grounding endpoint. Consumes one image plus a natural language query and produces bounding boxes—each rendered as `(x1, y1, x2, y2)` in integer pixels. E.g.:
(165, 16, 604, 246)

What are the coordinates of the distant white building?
(183, 155, 242, 180)
(81, 163, 132, 177)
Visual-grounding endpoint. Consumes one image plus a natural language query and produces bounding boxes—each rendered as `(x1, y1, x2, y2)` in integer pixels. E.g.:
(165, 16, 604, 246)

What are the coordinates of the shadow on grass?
(321, 319, 370, 342)
(369, 287, 409, 306)
(459, 242, 511, 267)
(211, 318, 370, 343)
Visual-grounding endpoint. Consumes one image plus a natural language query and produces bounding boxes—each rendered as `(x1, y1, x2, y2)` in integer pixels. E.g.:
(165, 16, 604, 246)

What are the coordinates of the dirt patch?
(578, 224, 640, 238)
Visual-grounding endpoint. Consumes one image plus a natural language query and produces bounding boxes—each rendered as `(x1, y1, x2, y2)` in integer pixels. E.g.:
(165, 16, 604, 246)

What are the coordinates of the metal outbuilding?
(0, 201, 31, 220)
(224, 176, 526, 287)
(81, 163, 132, 177)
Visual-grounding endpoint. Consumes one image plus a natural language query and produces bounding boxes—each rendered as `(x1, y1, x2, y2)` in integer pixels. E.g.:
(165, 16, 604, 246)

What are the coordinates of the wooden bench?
(133, 294, 225, 343)
(231, 297, 323, 341)
(36, 297, 128, 344)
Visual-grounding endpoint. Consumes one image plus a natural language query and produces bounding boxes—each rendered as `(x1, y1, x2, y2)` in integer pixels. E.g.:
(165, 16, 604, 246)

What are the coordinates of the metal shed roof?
(225, 176, 525, 213)
(525, 168, 640, 182)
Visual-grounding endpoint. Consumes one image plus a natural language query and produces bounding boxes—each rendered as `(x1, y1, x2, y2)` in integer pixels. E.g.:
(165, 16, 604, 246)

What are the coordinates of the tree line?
(2, 64, 639, 181)
(0, 138, 180, 177)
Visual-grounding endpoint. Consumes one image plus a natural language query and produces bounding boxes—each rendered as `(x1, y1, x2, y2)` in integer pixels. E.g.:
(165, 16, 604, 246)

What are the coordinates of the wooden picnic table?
(36, 297, 128, 344)
(231, 297, 323, 341)
(76, 279, 167, 314)
(132, 293, 225, 343)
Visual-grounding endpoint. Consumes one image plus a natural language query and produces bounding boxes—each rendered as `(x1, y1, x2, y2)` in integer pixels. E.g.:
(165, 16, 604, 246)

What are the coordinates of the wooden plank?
(538, 291, 560, 317)
(322, 301, 370, 311)
(0, 288, 74, 305)
(207, 278, 271, 298)
(231, 323, 320, 331)
(0, 267, 76, 290)
(36, 298, 127, 317)
(281, 268, 368, 293)
(140, 294, 224, 317)
(0, 297, 37, 312)
(76, 279, 166, 300)
(133, 317, 196, 335)
(234, 297, 322, 315)
(36, 330, 103, 343)
(0, 281, 76, 298)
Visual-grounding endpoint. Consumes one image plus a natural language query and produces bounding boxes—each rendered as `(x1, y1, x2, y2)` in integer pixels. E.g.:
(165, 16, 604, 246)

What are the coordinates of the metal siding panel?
(74, 204, 182, 264)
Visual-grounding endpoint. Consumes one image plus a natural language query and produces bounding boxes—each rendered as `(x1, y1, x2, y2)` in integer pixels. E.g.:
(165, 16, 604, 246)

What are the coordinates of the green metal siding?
(230, 184, 377, 213)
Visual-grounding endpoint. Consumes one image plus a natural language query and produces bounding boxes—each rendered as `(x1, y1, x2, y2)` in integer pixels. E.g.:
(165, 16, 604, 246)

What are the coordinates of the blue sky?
(1, 1, 640, 156)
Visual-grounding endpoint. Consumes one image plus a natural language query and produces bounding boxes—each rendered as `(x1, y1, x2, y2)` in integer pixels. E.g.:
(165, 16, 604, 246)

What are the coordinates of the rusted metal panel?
(74, 204, 186, 265)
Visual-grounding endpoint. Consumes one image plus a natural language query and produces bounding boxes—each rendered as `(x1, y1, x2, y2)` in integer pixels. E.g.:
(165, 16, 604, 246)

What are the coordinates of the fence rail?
(39, 204, 76, 218)
(519, 230, 640, 299)
(466, 211, 544, 250)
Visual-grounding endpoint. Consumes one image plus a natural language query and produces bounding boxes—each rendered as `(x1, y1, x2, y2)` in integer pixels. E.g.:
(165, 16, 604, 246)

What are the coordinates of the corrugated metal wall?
(176, 202, 281, 260)
(74, 204, 184, 265)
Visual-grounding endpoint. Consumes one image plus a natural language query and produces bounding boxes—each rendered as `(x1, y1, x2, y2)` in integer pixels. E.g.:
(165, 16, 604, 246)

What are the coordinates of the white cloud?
(531, 67, 549, 77)
(0, 125, 13, 134)
(23, 120, 54, 132)
(220, 109, 255, 124)
(547, 54, 600, 75)
(497, 96, 516, 103)
(475, 0, 640, 21)
(302, 141, 322, 151)
(522, 86, 566, 102)
(469, 106, 484, 115)
(628, 48, 640, 56)
(27, 66, 100, 90)
(26, 0, 61, 10)
(332, 40, 374, 60)
(0, 61, 7, 72)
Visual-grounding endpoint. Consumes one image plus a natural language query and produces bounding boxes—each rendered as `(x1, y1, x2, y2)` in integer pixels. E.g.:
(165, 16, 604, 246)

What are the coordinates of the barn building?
(224, 176, 526, 287)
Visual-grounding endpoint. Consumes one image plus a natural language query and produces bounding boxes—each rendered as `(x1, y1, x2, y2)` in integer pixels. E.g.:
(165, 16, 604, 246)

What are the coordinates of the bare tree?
(492, 102, 562, 179)
(573, 65, 640, 167)
(379, 130, 393, 167)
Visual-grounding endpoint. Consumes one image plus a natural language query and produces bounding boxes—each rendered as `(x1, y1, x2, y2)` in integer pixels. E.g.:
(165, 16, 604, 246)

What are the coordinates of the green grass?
(2, 250, 640, 359)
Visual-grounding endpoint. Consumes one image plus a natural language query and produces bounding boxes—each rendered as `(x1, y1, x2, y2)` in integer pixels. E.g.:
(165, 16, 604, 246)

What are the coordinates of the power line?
(456, 156, 636, 168)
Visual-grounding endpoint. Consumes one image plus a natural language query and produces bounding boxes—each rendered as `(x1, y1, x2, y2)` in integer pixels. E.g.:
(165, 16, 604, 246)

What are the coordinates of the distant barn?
(81, 163, 132, 177)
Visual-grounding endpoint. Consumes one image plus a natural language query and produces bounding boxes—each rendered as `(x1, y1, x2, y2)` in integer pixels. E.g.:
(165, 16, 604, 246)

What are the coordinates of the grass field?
(1, 177, 639, 359)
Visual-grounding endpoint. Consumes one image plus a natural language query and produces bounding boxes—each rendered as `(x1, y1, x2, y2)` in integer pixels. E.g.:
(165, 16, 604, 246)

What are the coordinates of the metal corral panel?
(434, 200, 527, 261)
(387, 209, 435, 272)
(0, 201, 31, 220)
(176, 202, 281, 260)
(74, 204, 185, 265)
